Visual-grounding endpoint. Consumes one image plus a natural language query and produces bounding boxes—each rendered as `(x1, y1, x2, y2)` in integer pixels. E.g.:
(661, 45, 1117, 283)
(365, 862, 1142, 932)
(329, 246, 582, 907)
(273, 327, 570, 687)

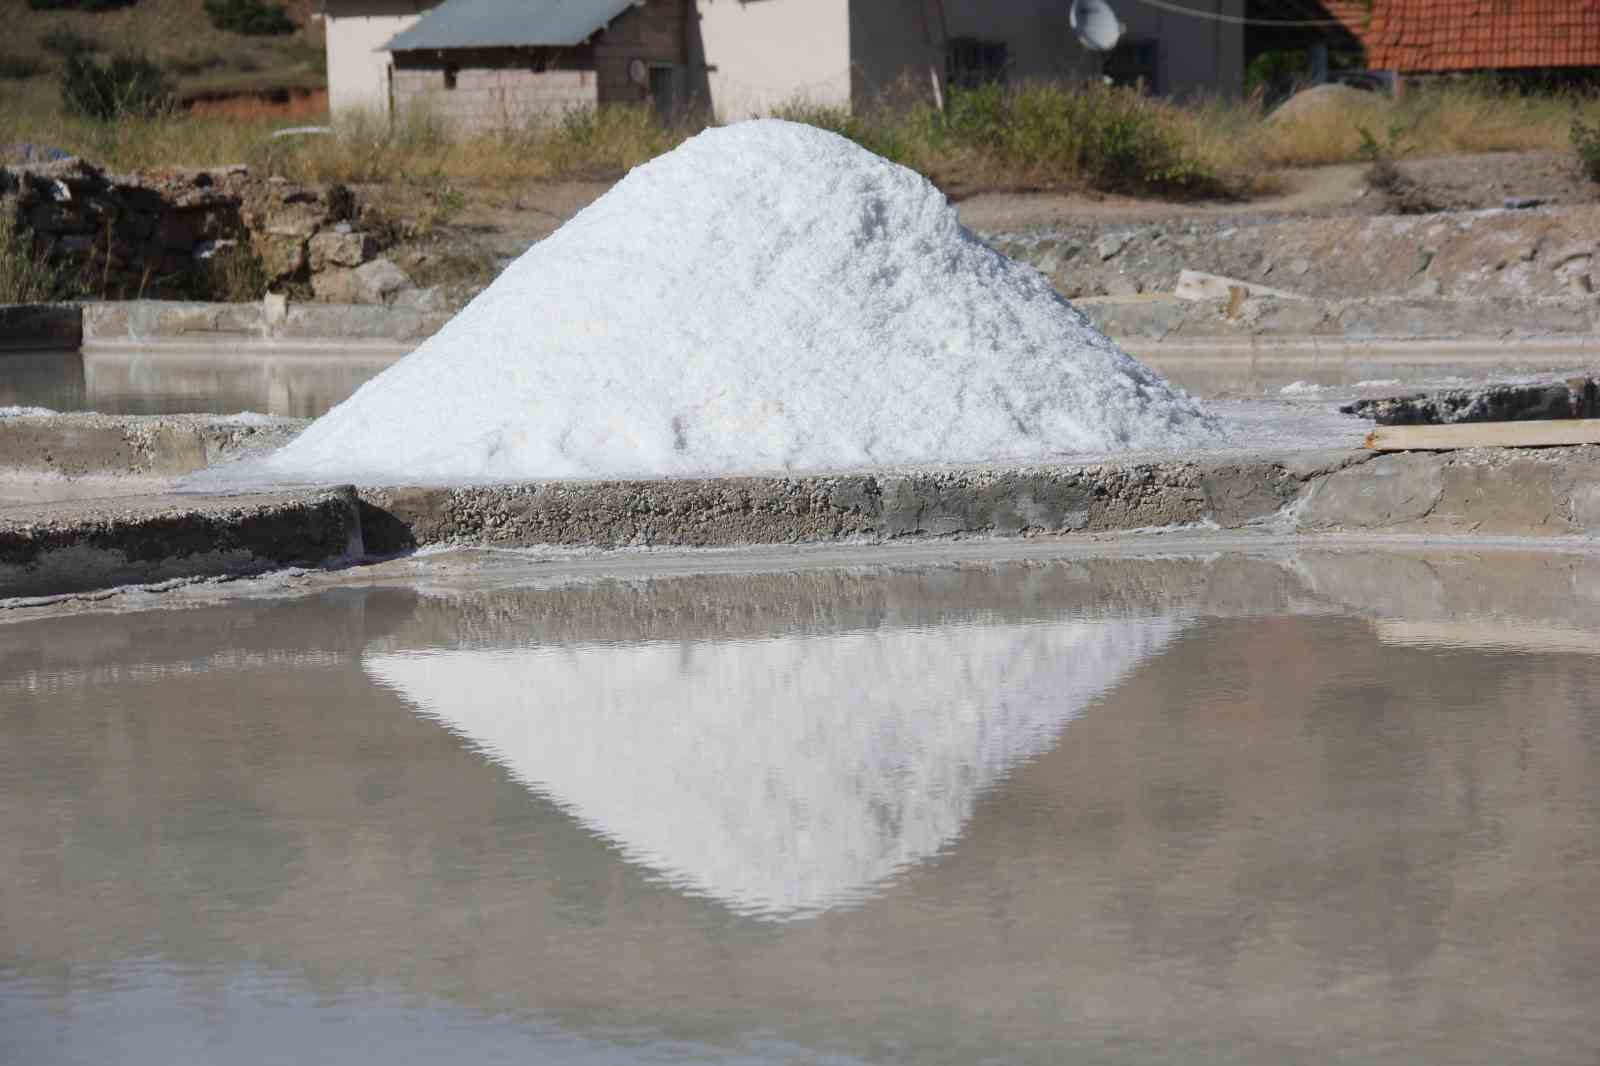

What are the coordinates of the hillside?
(0, 0, 325, 114)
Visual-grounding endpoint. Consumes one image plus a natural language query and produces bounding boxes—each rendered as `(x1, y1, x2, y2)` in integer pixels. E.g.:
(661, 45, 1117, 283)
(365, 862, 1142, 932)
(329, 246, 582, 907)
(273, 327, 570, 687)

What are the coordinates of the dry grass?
(0, 208, 78, 303)
(5, 70, 1598, 209)
(1242, 79, 1600, 168)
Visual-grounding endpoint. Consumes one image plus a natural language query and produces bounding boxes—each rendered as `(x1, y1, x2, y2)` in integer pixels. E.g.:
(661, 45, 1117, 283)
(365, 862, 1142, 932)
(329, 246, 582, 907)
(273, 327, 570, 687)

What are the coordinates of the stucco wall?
(697, 0, 851, 120)
(848, 0, 940, 105)
(1114, 0, 1244, 97)
(940, 0, 1098, 85)
(324, 0, 431, 114)
(848, 0, 1242, 104)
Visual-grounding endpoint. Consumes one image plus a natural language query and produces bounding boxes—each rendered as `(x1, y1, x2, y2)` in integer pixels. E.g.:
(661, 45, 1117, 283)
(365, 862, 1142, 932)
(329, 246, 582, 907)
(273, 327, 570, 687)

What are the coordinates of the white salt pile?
(262, 120, 1218, 484)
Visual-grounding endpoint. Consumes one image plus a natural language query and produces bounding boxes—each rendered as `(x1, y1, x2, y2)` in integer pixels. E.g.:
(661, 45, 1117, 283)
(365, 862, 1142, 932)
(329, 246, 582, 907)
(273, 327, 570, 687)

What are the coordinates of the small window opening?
(946, 38, 1008, 90)
(1103, 41, 1158, 93)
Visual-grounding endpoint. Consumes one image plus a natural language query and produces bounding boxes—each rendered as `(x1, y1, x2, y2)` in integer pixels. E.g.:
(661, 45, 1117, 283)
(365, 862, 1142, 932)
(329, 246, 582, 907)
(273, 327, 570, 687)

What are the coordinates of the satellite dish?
(628, 58, 648, 87)
(1071, 0, 1123, 51)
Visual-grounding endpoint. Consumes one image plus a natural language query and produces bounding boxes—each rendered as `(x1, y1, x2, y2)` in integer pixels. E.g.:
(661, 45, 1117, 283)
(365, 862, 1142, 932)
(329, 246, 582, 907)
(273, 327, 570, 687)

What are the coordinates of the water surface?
(5, 345, 1596, 415)
(3, 551, 1598, 1064)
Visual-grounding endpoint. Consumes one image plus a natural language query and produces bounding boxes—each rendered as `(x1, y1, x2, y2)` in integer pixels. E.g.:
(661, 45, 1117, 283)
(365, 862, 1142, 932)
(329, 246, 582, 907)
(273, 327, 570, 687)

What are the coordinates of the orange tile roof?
(1322, 0, 1600, 72)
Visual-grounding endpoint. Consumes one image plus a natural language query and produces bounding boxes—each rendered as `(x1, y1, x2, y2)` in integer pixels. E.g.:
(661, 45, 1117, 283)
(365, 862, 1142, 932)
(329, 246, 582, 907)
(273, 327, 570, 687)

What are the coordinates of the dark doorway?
(649, 65, 677, 122)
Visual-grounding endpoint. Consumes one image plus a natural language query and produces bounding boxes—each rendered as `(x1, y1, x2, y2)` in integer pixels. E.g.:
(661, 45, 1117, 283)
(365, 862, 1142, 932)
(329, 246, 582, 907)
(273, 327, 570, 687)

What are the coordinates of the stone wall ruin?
(1, 158, 410, 304)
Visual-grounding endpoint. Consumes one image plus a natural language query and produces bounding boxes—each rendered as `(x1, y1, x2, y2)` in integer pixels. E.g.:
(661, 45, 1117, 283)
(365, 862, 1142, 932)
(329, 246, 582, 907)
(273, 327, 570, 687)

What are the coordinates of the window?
(946, 37, 1008, 91)
(1103, 41, 1157, 93)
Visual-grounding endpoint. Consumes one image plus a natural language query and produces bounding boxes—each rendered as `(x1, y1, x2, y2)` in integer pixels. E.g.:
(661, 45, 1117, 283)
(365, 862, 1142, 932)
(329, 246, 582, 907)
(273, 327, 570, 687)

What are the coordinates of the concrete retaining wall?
(353, 451, 1361, 553)
(0, 487, 362, 598)
(80, 301, 451, 350)
(6, 441, 1600, 598)
(354, 445, 1600, 552)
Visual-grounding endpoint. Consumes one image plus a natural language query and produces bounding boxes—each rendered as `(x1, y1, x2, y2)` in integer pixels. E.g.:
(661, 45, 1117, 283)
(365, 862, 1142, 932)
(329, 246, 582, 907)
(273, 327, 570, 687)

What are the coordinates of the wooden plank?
(1364, 419, 1600, 452)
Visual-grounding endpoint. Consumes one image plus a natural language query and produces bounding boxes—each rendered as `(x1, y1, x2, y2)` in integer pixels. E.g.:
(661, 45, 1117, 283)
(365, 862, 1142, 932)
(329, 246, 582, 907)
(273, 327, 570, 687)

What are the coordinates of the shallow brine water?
(3, 549, 1598, 1064)
(4, 346, 1596, 417)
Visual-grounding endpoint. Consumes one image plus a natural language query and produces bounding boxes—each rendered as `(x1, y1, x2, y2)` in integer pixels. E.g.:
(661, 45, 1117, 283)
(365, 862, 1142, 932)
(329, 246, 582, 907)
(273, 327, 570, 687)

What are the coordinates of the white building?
(317, 0, 1244, 125)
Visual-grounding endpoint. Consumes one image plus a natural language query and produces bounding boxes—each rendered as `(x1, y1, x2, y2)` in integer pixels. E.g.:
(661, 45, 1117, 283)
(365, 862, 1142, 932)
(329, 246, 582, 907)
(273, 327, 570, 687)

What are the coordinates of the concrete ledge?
(0, 413, 305, 478)
(0, 303, 82, 352)
(4, 444, 1600, 598)
(1079, 294, 1600, 345)
(1295, 445, 1600, 535)
(80, 300, 451, 350)
(0, 487, 363, 597)
(356, 446, 1600, 552)
(355, 451, 1370, 553)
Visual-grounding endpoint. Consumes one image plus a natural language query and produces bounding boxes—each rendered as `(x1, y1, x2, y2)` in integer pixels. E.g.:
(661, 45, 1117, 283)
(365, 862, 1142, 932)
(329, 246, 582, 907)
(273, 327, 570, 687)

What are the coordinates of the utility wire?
(1120, 0, 1360, 27)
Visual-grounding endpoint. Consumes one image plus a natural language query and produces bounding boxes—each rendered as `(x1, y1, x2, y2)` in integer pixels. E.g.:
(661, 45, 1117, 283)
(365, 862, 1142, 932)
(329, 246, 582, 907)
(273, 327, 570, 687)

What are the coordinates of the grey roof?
(383, 0, 635, 51)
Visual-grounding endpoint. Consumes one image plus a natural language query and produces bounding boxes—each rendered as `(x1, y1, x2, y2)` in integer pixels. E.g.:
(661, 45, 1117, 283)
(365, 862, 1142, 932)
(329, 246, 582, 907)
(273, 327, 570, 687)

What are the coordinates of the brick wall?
(394, 65, 599, 133)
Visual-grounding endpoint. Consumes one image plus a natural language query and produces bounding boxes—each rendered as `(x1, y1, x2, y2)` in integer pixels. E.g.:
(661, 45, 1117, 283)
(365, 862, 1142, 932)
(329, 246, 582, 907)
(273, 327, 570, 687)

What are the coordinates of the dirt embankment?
(968, 151, 1600, 301)
(986, 204, 1600, 302)
(435, 151, 1599, 309)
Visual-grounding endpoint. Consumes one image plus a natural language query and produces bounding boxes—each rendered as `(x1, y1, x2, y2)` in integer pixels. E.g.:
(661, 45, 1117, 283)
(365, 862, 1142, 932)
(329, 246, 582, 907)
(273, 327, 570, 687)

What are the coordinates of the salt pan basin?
(5, 547, 1599, 1064)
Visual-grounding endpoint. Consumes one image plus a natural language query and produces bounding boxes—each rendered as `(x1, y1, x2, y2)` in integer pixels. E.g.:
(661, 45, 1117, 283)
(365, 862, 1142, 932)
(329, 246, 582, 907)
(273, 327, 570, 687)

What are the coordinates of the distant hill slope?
(2, 0, 325, 107)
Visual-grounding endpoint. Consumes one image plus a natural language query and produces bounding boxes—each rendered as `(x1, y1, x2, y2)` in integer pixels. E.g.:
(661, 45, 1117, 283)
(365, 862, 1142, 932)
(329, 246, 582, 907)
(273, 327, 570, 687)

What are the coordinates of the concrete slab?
(1295, 445, 1600, 535)
(0, 487, 363, 598)
(0, 413, 303, 479)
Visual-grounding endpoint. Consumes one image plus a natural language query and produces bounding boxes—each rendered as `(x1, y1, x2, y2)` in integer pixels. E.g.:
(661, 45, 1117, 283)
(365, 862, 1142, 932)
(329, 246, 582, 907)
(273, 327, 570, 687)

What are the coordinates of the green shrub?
(1573, 118, 1600, 184)
(202, 0, 295, 36)
(59, 51, 173, 120)
(929, 83, 1224, 197)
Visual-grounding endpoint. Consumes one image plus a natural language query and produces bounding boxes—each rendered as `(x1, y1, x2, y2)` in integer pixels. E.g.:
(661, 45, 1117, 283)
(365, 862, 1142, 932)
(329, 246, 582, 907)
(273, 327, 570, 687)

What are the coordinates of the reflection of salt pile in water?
(261, 120, 1217, 484)
(367, 616, 1179, 919)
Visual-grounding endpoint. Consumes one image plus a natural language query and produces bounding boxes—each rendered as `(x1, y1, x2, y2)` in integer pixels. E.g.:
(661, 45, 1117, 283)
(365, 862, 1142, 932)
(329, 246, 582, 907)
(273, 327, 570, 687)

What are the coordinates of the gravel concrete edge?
(5, 445, 1600, 600)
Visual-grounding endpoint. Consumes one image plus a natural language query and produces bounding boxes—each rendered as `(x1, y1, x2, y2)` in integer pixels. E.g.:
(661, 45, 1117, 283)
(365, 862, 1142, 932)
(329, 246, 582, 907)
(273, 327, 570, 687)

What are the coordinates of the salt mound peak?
(262, 120, 1219, 484)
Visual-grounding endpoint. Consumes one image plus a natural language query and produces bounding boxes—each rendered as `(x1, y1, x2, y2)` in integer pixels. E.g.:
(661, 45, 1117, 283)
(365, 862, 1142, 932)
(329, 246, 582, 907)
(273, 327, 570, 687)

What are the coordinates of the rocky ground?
(420, 150, 1600, 312)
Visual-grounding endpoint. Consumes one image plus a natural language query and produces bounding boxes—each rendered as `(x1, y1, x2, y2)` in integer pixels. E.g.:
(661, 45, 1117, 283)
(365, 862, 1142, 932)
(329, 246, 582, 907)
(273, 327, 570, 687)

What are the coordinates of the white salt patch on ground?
(0, 406, 55, 418)
(213, 412, 289, 426)
(253, 120, 1219, 485)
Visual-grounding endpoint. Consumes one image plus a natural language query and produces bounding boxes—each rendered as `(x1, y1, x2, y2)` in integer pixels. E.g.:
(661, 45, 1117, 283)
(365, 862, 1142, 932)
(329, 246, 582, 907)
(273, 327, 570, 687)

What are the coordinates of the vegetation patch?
(60, 51, 173, 120)
(0, 207, 79, 304)
(1573, 117, 1600, 184)
(203, 0, 294, 36)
